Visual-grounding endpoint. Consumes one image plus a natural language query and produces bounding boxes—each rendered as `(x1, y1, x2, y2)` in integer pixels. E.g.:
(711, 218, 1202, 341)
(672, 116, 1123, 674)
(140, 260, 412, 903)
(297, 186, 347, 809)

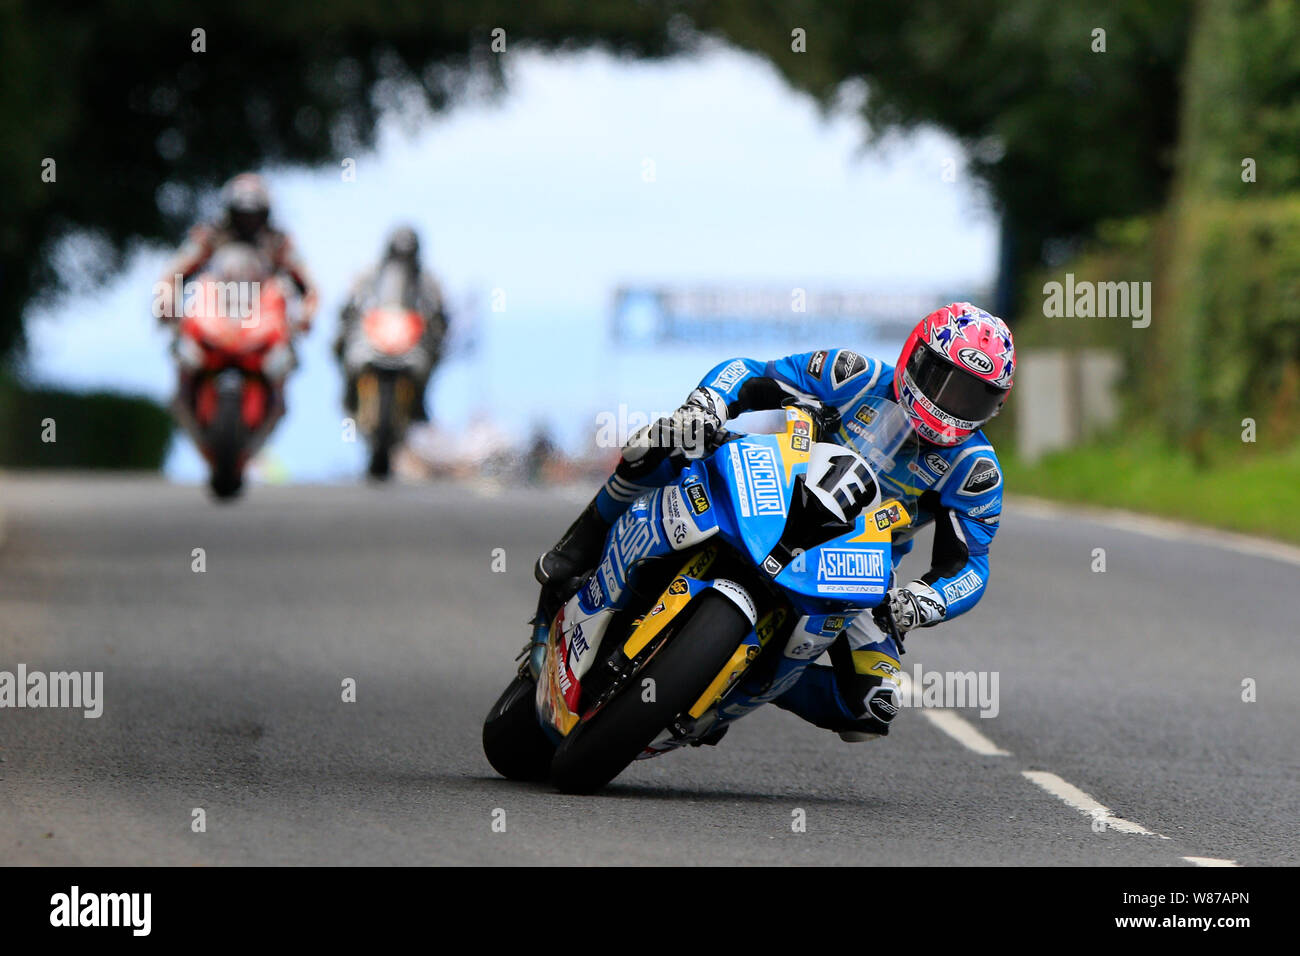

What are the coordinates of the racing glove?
(295, 294, 318, 334)
(876, 580, 947, 634)
(781, 396, 841, 441)
(625, 386, 729, 462)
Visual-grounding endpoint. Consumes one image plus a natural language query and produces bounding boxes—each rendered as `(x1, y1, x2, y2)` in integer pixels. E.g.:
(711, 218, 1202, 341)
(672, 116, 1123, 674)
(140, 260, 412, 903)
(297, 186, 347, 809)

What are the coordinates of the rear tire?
(483, 673, 556, 782)
(549, 593, 750, 794)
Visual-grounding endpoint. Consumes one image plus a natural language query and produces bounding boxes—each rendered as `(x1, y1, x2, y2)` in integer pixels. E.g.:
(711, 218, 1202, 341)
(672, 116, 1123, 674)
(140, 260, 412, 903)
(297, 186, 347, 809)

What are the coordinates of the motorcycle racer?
(156, 172, 319, 330)
(534, 302, 1014, 743)
(154, 173, 317, 429)
(334, 225, 449, 422)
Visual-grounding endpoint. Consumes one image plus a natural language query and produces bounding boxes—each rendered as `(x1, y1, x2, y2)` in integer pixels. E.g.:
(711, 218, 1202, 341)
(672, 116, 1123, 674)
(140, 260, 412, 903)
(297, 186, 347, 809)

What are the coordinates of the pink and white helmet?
(894, 302, 1015, 446)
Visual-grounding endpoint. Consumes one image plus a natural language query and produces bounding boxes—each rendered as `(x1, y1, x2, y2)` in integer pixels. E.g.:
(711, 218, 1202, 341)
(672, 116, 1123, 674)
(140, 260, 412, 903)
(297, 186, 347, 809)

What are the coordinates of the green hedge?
(1007, 215, 1162, 446)
(1017, 215, 1157, 352)
(0, 376, 173, 469)
(1162, 0, 1300, 448)
(1016, 199, 1300, 452)
(1006, 0, 1300, 458)
(1166, 197, 1300, 445)
(1176, 0, 1300, 200)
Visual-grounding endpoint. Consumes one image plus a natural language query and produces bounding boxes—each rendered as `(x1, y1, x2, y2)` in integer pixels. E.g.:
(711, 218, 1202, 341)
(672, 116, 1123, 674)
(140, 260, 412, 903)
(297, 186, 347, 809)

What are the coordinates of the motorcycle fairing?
(344, 309, 433, 375)
(182, 278, 291, 358)
(193, 368, 282, 463)
(715, 610, 863, 721)
(588, 460, 720, 613)
(707, 412, 896, 612)
(362, 306, 426, 356)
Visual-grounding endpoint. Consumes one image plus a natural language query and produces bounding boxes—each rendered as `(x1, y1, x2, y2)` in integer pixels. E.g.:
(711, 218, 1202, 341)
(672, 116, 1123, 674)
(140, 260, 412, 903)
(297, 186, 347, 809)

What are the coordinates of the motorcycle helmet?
(384, 225, 420, 262)
(894, 302, 1015, 446)
(221, 173, 271, 239)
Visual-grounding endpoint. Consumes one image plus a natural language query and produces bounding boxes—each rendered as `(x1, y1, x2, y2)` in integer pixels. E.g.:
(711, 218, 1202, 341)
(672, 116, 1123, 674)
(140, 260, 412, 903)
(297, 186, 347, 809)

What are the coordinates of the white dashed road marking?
(918, 710, 1012, 756)
(893, 654, 1245, 863)
(1021, 770, 1165, 837)
(896, 673, 1011, 756)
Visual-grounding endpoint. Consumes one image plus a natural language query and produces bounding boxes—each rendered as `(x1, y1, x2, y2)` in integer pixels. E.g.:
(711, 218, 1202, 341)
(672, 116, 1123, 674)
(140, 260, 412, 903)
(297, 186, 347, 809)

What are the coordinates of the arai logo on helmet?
(956, 347, 994, 375)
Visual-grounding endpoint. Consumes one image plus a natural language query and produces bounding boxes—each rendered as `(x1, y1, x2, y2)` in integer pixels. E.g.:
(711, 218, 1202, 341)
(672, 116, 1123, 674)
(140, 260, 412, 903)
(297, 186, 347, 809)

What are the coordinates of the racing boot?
(528, 497, 611, 676)
(533, 496, 610, 597)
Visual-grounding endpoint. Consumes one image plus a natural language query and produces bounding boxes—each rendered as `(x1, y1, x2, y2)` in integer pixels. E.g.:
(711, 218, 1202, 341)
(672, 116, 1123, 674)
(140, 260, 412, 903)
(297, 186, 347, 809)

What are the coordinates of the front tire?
(367, 443, 391, 480)
(208, 384, 244, 500)
(483, 673, 556, 782)
(549, 593, 750, 794)
(371, 373, 397, 479)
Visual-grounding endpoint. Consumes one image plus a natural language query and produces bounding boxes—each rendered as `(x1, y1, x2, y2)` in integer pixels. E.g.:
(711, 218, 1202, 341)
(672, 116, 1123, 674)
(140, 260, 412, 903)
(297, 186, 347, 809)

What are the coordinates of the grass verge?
(999, 435, 1300, 544)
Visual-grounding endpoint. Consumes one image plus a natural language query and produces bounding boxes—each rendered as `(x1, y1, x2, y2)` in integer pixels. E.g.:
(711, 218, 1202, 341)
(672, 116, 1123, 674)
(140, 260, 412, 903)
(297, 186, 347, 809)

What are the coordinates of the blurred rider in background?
(156, 172, 319, 330)
(154, 173, 317, 416)
(334, 225, 449, 421)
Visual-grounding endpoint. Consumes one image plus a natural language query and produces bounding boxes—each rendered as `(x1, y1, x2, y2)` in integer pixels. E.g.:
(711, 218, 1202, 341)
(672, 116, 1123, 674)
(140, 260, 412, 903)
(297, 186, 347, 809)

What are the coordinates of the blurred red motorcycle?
(171, 244, 297, 499)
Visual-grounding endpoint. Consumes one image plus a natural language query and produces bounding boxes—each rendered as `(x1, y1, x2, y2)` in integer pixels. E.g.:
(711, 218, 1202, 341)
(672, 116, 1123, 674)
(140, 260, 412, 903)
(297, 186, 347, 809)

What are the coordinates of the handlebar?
(782, 397, 841, 443)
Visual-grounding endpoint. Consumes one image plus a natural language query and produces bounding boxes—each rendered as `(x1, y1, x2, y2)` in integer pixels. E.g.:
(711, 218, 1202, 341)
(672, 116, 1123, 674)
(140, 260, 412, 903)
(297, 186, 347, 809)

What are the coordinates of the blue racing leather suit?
(594, 349, 1004, 739)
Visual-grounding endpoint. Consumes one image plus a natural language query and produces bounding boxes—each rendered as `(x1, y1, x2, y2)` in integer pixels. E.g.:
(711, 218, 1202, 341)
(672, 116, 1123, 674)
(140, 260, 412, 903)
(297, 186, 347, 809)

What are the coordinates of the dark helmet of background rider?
(384, 226, 420, 263)
(221, 173, 271, 240)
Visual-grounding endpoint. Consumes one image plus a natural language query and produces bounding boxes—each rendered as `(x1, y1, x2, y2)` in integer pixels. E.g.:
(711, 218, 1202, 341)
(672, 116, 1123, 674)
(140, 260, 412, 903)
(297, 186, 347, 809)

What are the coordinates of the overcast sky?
(26, 44, 998, 481)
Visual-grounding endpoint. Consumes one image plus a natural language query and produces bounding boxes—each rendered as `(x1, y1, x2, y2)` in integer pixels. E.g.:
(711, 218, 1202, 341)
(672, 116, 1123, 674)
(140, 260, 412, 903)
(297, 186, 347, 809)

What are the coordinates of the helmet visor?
(230, 209, 268, 237)
(905, 345, 1006, 427)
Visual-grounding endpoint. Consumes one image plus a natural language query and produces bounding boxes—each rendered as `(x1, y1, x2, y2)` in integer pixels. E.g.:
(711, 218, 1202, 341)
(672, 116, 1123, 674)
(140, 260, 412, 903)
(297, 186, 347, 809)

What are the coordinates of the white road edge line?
(1183, 856, 1242, 868)
(1022, 770, 1166, 838)
(897, 674, 1010, 756)
(1008, 495, 1300, 568)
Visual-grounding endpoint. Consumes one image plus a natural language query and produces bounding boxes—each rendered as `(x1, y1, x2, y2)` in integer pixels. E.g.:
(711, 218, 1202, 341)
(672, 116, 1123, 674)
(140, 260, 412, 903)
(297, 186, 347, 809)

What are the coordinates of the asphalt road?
(0, 474, 1296, 866)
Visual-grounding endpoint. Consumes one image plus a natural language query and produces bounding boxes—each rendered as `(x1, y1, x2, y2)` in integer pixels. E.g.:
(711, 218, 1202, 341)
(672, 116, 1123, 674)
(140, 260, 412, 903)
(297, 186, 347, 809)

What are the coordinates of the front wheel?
(482, 672, 556, 782)
(208, 382, 244, 500)
(369, 373, 397, 479)
(549, 592, 751, 794)
(367, 443, 391, 480)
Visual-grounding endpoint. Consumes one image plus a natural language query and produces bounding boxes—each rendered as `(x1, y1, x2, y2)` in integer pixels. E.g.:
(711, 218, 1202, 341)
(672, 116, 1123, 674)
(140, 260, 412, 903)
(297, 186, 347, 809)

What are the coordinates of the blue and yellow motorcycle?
(483, 396, 916, 793)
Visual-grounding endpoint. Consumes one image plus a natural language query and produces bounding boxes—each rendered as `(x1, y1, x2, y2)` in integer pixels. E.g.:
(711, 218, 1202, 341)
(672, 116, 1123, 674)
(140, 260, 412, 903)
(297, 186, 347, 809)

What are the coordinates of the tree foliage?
(1162, 0, 1300, 447)
(2, 0, 1196, 360)
(690, 1, 1191, 306)
(0, 0, 689, 357)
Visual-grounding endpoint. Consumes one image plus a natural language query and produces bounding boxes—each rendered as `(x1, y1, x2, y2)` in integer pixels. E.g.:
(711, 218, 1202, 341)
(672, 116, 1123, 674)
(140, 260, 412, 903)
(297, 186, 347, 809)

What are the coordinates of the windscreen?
(840, 396, 914, 474)
(207, 242, 268, 283)
(374, 261, 419, 309)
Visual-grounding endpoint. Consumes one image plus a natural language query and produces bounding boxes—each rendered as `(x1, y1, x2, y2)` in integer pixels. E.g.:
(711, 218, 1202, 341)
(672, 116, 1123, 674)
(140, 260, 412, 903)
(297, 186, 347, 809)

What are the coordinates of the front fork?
(526, 616, 550, 679)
